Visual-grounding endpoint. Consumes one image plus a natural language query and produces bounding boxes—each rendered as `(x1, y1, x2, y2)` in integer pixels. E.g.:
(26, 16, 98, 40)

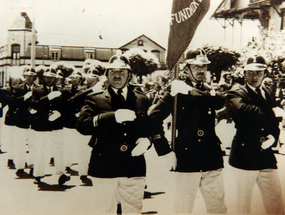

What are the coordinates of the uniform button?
(182, 107, 185, 109)
(124, 133, 127, 136)
(260, 137, 265, 142)
(241, 143, 245, 146)
(120, 144, 128, 152)
(197, 130, 204, 137)
(261, 128, 264, 131)
(123, 122, 126, 126)
(198, 139, 201, 142)
(185, 148, 188, 150)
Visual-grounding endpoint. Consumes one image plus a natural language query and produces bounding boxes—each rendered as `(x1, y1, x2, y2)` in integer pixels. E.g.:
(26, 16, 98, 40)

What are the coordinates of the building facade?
(211, 0, 285, 46)
(0, 12, 166, 87)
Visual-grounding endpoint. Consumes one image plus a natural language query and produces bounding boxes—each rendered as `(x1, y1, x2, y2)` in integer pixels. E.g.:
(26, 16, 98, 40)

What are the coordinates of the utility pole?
(31, 0, 36, 69)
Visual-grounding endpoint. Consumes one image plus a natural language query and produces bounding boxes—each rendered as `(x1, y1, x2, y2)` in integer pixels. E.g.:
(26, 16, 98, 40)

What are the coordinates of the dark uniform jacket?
(227, 84, 280, 170)
(13, 84, 36, 129)
(30, 84, 64, 131)
(0, 88, 10, 118)
(148, 80, 225, 172)
(76, 85, 151, 178)
(2, 87, 17, 126)
(62, 85, 87, 129)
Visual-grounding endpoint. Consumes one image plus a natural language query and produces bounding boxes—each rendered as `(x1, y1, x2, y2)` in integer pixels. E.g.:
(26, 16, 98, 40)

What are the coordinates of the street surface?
(0, 144, 284, 215)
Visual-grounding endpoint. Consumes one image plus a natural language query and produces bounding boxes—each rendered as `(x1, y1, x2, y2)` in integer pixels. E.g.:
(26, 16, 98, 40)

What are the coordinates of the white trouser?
(78, 135, 92, 176)
(173, 168, 227, 214)
(90, 177, 146, 214)
(2, 124, 15, 160)
(63, 127, 92, 175)
(29, 130, 51, 177)
(0, 118, 2, 147)
(233, 167, 284, 214)
(49, 129, 65, 176)
(13, 127, 29, 170)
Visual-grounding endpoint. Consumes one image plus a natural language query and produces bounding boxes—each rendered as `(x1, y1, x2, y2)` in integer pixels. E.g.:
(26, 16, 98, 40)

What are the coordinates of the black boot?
(58, 174, 70, 185)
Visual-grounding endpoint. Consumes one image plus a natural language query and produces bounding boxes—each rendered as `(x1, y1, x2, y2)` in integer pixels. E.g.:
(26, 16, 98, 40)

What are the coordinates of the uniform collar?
(111, 86, 128, 100)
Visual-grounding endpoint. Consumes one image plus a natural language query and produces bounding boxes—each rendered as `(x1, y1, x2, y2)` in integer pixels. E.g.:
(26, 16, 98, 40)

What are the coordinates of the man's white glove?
(170, 80, 193, 97)
(47, 91, 62, 100)
(0, 103, 2, 108)
(261, 134, 275, 150)
(272, 107, 285, 119)
(161, 151, 177, 170)
(131, 137, 151, 157)
(114, 109, 136, 123)
(49, 110, 61, 121)
(29, 108, 37, 114)
(24, 91, 33, 101)
(91, 82, 103, 93)
(91, 76, 107, 92)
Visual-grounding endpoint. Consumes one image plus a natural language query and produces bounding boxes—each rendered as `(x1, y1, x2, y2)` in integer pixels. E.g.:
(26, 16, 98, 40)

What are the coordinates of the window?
(138, 40, 144, 46)
(84, 50, 95, 59)
(11, 44, 20, 60)
(282, 11, 285, 30)
(85, 52, 94, 59)
(50, 49, 61, 61)
(151, 50, 160, 61)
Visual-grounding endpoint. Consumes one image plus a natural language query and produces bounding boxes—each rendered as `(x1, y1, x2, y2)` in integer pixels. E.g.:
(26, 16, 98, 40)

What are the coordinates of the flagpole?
(166, 0, 210, 151)
(171, 63, 179, 151)
(31, 0, 36, 69)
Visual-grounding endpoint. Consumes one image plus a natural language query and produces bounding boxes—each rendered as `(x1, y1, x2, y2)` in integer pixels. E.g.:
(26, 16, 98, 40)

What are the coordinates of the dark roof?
(8, 12, 32, 31)
(24, 45, 118, 62)
(210, 0, 276, 19)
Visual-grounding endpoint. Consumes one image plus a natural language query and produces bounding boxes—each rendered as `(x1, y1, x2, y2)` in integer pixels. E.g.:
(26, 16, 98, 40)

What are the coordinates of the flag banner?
(166, 0, 210, 71)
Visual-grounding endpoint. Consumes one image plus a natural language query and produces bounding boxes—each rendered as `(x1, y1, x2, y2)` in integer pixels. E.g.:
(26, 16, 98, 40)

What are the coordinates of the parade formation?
(0, 48, 285, 214)
(1, 0, 285, 214)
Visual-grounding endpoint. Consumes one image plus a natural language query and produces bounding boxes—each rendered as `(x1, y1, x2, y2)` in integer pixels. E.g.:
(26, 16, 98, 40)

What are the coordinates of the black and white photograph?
(0, 0, 285, 214)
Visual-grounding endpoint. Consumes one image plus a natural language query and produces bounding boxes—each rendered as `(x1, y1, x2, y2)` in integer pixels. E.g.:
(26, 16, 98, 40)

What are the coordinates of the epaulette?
(77, 85, 87, 91)
(134, 89, 147, 96)
(35, 85, 43, 88)
(87, 89, 104, 97)
(202, 82, 212, 90)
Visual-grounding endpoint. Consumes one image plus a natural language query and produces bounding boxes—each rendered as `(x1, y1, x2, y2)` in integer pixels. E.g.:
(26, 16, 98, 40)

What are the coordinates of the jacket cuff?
(152, 135, 172, 156)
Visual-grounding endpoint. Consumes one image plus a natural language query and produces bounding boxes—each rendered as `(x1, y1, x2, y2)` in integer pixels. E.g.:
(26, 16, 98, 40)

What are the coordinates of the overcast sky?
(0, 0, 259, 50)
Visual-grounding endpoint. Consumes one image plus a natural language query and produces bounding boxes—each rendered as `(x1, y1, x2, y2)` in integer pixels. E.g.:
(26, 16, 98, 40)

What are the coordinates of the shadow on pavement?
(14, 173, 34, 179)
(117, 203, 158, 215)
(37, 182, 76, 191)
(143, 191, 165, 199)
(141, 212, 158, 214)
(66, 168, 79, 176)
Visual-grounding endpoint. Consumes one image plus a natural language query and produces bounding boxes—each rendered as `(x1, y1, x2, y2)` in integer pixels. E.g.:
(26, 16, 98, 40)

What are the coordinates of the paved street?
(0, 143, 284, 215)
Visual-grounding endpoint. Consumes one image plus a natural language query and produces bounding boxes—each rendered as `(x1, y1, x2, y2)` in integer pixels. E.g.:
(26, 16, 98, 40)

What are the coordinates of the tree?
(124, 48, 160, 84)
(50, 62, 75, 77)
(202, 45, 241, 83)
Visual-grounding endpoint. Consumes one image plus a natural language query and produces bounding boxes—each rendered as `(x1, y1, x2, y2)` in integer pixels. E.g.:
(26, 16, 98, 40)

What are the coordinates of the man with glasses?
(227, 55, 284, 214)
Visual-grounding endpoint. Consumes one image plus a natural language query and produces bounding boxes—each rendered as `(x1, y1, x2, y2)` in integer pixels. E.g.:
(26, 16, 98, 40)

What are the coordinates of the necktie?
(195, 82, 201, 89)
(256, 88, 265, 100)
(117, 89, 125, 102)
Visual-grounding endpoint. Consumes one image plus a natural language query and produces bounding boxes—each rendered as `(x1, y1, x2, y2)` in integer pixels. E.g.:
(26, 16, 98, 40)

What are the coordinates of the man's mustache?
(197, 72, 205, 76)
